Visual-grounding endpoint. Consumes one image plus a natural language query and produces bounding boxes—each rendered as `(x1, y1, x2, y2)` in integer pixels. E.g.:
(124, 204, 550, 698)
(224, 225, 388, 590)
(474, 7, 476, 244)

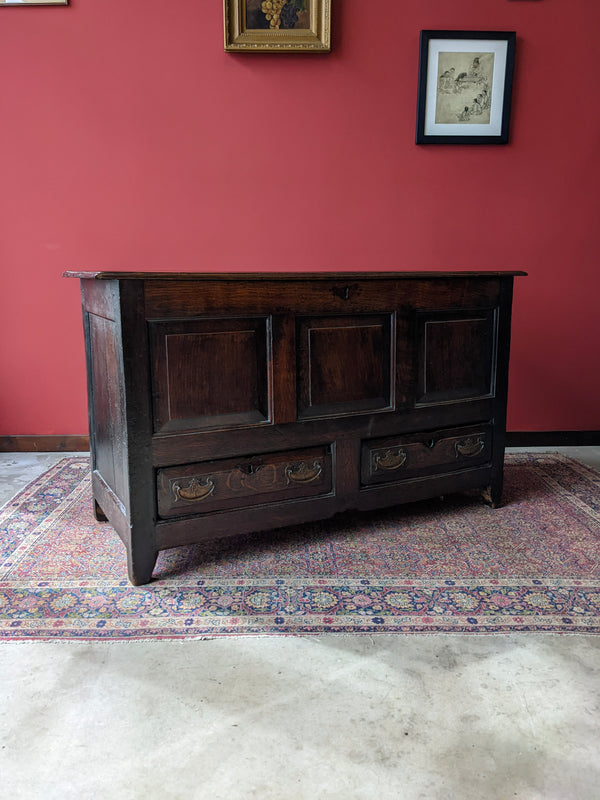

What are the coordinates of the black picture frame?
(416, 30, 516, 145)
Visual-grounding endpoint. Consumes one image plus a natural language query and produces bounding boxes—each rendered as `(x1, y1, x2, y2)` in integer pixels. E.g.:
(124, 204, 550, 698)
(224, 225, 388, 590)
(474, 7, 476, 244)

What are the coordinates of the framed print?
(224, 0, 331, 53)
(416, 31, 516, 144)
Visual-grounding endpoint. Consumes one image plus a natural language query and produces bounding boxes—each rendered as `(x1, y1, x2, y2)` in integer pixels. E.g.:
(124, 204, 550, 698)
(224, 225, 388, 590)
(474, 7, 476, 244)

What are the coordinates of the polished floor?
(1, 449, 599, 800)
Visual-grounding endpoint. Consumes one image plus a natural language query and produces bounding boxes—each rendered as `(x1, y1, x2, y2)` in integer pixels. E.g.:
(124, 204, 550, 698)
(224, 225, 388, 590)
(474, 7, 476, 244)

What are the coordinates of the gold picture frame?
(224, 0, 331, 53)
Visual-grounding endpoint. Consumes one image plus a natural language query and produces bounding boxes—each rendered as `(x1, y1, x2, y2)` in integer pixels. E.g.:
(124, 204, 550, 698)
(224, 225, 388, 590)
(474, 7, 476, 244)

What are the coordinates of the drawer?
(361, 424, 492, 486)
(157, 445, 333, 519)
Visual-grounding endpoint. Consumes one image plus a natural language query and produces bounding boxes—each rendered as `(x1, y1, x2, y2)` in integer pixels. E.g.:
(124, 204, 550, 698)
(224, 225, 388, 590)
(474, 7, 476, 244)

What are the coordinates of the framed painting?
(416, 31, 516, 144)
(0, 0, 68, 4)
(224, 0, 331, 53)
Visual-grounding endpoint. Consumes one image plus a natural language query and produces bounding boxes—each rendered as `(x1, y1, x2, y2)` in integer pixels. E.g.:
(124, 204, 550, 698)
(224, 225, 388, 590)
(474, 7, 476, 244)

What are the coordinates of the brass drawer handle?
(455, 437, 485, 458)
(172, 477, 215, 502)
(372, 448, 407, 472)
(285, 461, 322, 484)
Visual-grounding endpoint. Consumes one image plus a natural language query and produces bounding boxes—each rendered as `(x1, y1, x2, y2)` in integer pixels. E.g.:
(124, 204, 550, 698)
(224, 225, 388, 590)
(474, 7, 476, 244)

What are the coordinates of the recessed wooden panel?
(297, 314, 394, 419)
(87, 312, 127, 501)
(150, 317, 271, 433)
(416, 309, 497, 405)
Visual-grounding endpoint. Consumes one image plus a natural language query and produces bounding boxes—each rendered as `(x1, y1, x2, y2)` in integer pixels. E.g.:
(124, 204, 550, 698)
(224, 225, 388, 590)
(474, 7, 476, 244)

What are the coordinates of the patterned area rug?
(1, 453, 599, 639)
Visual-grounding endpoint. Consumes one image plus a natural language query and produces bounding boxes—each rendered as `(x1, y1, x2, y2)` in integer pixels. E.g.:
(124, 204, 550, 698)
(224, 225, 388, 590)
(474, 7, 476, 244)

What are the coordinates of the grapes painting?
(246, 0, 310, 31)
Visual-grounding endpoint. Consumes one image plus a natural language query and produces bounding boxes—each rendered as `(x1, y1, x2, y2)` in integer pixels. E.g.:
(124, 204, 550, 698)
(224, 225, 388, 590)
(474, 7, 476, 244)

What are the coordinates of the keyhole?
(237, 461, 263, 475)
(332, 284, 356, 301)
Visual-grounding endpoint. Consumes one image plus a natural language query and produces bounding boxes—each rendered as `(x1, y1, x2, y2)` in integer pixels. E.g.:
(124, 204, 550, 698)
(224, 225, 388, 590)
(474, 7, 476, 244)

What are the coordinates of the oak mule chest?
(66, 271, 525, 585)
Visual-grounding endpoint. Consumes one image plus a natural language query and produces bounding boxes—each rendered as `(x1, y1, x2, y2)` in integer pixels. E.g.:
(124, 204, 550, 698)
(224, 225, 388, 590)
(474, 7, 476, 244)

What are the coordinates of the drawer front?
(361, 425, 492, 486)
(157, 446, 332, 518)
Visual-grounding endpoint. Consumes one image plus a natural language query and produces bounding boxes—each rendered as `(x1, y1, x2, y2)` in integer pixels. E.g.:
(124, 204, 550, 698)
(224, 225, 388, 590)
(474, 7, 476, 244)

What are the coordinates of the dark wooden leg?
(127, 545, 158, 586)
(481, 481, 502, 509)
(94, 499, 108, 522)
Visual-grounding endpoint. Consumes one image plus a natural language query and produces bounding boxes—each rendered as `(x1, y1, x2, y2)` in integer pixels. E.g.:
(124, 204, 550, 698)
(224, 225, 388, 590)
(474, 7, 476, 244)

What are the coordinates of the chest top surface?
(64, 270, 527, 281)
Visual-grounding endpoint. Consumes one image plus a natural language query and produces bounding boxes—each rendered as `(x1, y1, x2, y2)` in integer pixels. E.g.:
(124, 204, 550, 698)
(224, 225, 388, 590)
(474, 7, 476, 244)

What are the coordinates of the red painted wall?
(1, 0, 598, 435)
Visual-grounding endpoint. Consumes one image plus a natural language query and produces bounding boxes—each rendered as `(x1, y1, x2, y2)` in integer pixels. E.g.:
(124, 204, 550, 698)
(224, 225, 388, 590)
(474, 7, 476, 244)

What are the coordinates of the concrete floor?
(1, 449, 599, 800)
